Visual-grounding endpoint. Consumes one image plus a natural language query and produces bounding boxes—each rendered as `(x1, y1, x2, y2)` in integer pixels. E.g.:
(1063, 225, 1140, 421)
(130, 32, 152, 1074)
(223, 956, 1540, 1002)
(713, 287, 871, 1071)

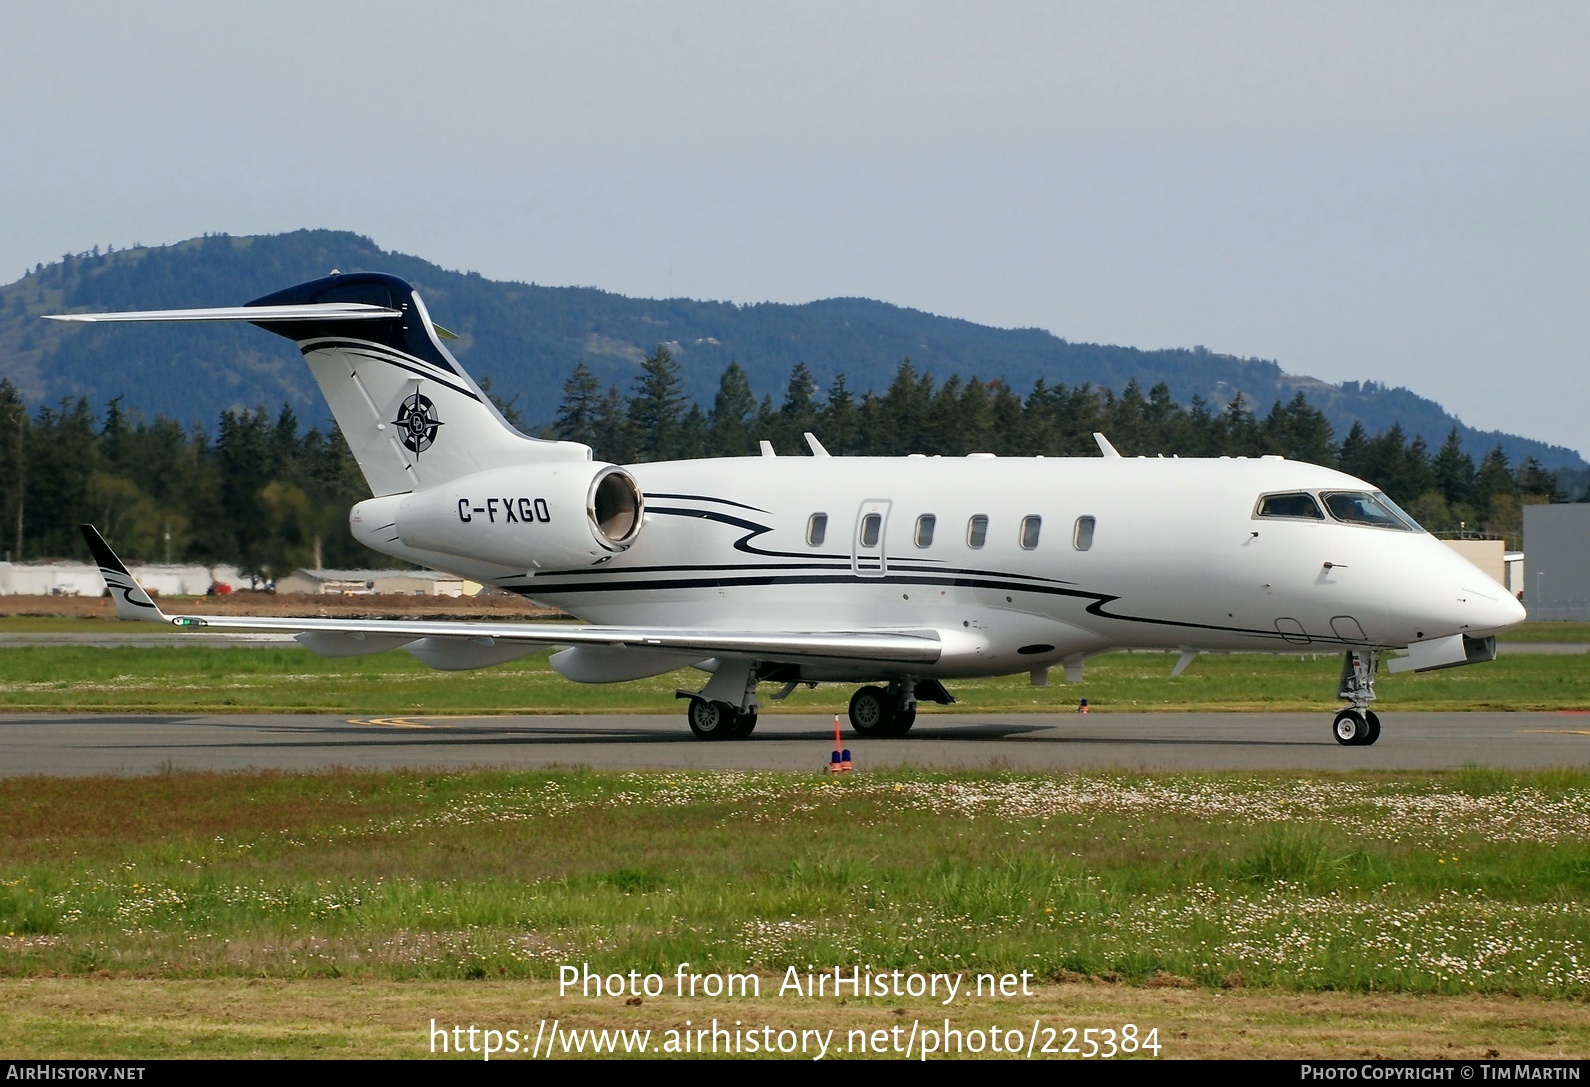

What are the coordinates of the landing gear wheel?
(726, 709, 758, 739)
(886, 706, 916, 736)
(1333, 709, 1367, 746)
(848, 686, 892, 736)
(687, 697, 735, 740)
(1362, 710, 1381, 746)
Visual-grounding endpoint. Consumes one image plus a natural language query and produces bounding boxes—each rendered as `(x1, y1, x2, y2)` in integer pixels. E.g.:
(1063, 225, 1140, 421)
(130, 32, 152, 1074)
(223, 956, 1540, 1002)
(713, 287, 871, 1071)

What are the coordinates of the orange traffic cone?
(829, 715, 852, 772)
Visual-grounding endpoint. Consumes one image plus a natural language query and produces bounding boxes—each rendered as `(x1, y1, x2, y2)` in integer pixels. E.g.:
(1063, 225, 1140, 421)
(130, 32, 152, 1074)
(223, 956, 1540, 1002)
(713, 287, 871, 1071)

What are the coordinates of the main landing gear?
(848, 685, 916, 737)
(685, 696, 758, 740)
(1333, 649, 1382, 746)
(679, 658, 760, 741)
(845, 678, 953, 737)
(679, 666, 953, 742)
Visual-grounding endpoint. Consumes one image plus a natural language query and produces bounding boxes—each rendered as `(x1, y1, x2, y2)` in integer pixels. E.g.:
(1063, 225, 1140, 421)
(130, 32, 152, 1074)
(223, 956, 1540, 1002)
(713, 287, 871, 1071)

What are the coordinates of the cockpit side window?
(1255, 492, 1325, 521)
(1321, 490, 1421, 531)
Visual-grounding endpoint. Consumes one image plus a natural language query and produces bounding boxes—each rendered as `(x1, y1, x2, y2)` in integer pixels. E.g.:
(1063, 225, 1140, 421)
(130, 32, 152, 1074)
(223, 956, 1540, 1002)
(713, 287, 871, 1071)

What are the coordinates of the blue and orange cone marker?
(1078, 698, 1090, 714)
(828, 715, 852, 772)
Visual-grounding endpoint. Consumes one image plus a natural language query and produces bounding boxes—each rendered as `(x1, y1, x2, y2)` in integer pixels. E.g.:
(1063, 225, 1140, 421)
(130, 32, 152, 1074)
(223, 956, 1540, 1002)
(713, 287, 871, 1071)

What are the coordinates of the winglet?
(1093, 432, 1121, 458)
(80, 525, 169, 623)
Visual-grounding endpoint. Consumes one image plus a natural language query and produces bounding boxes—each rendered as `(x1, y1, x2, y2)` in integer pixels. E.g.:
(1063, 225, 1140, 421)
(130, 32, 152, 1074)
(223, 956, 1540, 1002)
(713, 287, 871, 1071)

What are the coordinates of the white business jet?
(50, 272, 1525, 746)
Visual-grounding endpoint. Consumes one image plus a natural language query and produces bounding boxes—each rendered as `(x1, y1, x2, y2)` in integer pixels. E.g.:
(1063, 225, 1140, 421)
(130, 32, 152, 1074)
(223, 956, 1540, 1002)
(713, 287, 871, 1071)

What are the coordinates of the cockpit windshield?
(1320, 490, 1422, 531)
(1255, 489, 1425, 532)
(1256, 492, 1325, 520)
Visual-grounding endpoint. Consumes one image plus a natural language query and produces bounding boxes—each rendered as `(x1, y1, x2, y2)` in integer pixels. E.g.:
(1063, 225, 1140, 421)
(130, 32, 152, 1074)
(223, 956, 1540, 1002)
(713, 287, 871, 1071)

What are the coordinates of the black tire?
(727, 709, 758, 739)
(1333, 709, 1366, 746)
(884, 706, 916, 736)
(848, 686, 892, 735)
(1363, 710, 1381, 746)
(687, 697, 735, 740)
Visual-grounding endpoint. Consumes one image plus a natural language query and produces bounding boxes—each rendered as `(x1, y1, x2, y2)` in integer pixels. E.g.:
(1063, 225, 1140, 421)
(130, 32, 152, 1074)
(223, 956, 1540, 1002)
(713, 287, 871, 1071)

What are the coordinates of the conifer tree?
(707, 362, 757, 457)
(594, 384, 635, 465)
(627, 346, 689, 461)
(1516, 457, 1562, 502)
(1473, 447, 1518, 512)
(1217, 392, 1259, 456)
(26, 398, 99, 558)
(987, 381, 1026, 457)
(817, 374, 858, 455)
(926, 375, 969, 456)
(777, 362, 820, 451)
(1337, 421, 1370, 481)
(1432, 429, 1476, 507)
(554, 362, 603, 448)
(0, 380, 27, 560)
(877, 360, 932, 456)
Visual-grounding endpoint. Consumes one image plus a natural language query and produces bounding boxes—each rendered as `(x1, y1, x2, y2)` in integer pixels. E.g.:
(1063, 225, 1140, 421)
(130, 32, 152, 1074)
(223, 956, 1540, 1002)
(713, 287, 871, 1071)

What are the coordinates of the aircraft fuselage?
(357, 452, 1524, 682)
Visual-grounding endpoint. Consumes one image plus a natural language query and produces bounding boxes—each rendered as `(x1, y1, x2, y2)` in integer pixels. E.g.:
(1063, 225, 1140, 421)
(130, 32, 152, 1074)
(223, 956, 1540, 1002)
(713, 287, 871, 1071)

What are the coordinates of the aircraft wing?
(80, 526, 943, 666)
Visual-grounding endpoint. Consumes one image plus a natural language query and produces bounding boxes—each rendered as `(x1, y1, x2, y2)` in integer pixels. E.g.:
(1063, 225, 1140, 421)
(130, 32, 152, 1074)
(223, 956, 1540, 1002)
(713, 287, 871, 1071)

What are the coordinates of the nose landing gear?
(1334, 650, 1382, 746)
(1332, 707, 1381, 746)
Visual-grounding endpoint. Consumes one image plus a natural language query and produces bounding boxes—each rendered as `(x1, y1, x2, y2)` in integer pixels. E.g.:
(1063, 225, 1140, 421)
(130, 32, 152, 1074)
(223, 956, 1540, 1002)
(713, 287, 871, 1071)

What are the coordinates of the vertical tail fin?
(245, 273, 589, 495)
(45, 271, 590, 496)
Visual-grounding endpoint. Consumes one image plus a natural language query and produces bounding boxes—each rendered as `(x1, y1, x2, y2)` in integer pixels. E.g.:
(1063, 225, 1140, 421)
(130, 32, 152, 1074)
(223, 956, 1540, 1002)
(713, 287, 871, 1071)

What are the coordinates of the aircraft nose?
(1458, 581, 1527, 635)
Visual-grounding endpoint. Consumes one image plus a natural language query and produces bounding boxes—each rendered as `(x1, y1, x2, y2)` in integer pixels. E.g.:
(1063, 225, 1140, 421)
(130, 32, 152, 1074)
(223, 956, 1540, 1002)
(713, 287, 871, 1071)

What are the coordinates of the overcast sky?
(4, 2, 1586, 456)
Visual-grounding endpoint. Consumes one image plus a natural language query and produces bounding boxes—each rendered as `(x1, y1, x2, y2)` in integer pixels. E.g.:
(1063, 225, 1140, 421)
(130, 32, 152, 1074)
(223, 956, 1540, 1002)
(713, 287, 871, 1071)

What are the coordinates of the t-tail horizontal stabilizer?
(42, 303, 401, 325)
(45, 271, 592, 499)
(81, 526, 169, 623)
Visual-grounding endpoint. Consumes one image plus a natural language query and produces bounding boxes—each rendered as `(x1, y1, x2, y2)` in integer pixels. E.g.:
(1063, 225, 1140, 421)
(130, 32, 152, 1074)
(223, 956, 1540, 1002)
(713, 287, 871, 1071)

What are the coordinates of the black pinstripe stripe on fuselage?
(502, 502, 1372, 648)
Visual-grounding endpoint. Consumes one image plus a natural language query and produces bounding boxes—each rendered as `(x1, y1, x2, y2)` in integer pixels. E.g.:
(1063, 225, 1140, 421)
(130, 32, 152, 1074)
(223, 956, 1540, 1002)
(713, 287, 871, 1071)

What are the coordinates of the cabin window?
(967, 515, 989, 549)
(860, 513, 882, 548)
(1020, 515, 1042, 550)
(1321, 491, 1420, 531)
(806, 513, 827, 546)
(1073, 515, 1095, 551)
(915, 514, 936, 548)
(1256, 492, 1325, 520)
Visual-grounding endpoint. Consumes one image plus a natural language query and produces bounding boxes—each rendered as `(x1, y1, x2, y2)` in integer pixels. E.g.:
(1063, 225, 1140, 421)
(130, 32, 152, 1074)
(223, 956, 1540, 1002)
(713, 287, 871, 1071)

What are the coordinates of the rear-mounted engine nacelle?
(369, 463, 643, 572)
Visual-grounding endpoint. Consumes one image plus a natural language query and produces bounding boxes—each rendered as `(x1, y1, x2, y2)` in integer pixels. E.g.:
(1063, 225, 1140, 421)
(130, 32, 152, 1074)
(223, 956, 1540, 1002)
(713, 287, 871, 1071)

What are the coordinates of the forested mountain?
(0, 302, 1578, 575)
(3, 230, 1582, 472)
(0, 349, 1568, 573)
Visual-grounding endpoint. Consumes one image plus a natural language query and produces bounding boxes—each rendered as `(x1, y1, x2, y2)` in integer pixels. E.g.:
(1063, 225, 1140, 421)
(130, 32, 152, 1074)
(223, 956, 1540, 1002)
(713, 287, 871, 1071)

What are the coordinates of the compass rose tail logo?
(393, 391, 443, 456)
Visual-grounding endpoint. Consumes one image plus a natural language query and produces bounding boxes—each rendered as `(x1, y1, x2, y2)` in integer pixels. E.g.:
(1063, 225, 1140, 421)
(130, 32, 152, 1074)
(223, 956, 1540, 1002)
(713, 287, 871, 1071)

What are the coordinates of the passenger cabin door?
(852, 500, 891, 578)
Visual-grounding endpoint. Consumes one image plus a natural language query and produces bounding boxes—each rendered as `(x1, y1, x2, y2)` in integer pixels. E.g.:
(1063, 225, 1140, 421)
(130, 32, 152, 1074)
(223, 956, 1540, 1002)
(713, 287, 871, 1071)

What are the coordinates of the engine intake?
(361, 462, 645, 572)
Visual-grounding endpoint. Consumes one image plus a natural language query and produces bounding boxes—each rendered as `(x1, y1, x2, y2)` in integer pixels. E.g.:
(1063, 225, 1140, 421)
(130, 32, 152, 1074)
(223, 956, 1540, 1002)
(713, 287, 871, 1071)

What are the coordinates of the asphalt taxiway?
(2, 710, 1586, 776)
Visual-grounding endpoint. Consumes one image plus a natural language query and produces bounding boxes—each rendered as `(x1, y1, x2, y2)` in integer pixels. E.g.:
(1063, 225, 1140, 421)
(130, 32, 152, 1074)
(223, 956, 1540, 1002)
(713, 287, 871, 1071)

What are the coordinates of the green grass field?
(2, 618, 1586, 1056)
(4, 767, 1589, 995)
(0, 642, 1583, 714)
(1496, 621, 1590, 643)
